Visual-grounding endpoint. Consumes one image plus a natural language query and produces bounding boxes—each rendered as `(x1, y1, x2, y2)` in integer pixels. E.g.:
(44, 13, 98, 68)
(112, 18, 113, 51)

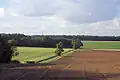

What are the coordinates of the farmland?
(82, 41, 120, 49)
(12, 47, 72, 63)
(2, 41, 120, 79)
(2, 50, 120, 80)
(12, 41, 120, 63)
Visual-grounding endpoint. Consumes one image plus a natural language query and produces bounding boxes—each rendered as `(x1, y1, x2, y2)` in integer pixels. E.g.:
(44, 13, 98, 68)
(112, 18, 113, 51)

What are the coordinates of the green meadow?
(82, 41, 120, 49)
(12, 47, 71, 63)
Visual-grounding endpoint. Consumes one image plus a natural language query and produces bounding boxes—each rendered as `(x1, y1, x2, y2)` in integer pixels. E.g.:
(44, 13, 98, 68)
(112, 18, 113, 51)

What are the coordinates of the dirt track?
(1, 50, 120, 80)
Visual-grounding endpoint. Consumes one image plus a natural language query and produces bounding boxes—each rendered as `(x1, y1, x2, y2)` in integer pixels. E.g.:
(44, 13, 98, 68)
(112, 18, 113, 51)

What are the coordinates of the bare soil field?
(1, 50, 120, 80)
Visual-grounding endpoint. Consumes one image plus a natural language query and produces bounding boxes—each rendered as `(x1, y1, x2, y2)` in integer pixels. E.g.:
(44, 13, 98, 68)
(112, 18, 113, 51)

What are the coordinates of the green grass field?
(82, 41, 120, 49)
(12, 41, 120, 63)
(12, 47, 71, 63)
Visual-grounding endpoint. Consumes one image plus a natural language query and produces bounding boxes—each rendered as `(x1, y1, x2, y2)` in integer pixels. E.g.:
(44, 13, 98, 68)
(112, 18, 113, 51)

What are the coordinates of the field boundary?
(40, 49, 76, 63)
(93, 49, 120, 52)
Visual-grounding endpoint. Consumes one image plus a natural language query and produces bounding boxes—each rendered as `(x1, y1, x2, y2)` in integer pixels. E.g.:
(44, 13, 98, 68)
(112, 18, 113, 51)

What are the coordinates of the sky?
(0, 0, 120, 36)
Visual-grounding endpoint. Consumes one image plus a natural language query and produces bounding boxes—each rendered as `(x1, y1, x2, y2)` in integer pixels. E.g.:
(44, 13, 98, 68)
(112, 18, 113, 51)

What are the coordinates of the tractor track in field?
(1, 50, 120, 80)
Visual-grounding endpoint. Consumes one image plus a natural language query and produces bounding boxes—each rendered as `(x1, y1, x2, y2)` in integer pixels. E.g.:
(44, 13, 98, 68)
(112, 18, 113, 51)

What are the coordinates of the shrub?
(0, 38, 20, 63)
(71, 38, 83, 49)
(8, 39, 20, 57)
(0, 36, 13, 63)
(26, 61, 35, 64)
(55, 42, 64, 56)
(11, 60, 20, 63)
(71, 39, 77, 49)
(12, 52, 20, 56)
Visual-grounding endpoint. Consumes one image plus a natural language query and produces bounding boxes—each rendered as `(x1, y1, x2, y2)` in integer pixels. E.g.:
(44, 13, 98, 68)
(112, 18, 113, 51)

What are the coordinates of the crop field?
(12, 47, 72, 63)
(1, 41, 119, 79)
(82, 41, 120, 49)
(2, 50, 120, 80)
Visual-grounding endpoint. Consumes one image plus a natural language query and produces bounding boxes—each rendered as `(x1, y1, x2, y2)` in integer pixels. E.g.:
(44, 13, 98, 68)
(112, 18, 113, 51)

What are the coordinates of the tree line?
(0, 33, 120, 48)
(0, 34, 83, 63)
(0, 33, 120, 63)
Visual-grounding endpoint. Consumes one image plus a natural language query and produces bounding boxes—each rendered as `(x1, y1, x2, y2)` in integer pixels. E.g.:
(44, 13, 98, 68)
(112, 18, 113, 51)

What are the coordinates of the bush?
(55, 42, 64, 56)
(15, 52, 19, 56)
(71, 38, 83, 49)
(55, 49, 62, 56)
(72, 39, 77, 49)
(0, 36, 13, 63)
(26, 61, 35, 64)
(12, 52, 19, 56)
(11, 60, 20, 63)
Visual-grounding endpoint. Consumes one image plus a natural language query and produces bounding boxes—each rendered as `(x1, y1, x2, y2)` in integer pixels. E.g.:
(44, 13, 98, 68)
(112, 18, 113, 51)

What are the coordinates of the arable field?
(82, 41, 120, 49)
(2, 50, 120, 80)
(12, 47, 71, 63)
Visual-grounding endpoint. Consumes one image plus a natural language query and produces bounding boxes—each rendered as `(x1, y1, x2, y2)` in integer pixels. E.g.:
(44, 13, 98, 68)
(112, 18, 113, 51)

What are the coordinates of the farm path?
(1, 51, 120, 80)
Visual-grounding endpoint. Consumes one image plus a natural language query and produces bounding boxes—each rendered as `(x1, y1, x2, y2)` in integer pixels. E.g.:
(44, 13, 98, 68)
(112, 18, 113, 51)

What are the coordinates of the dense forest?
(0, 33, 120, 48)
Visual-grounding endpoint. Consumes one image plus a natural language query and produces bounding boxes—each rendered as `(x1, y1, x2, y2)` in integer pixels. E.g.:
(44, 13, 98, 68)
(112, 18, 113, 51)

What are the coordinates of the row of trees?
(1, 33, 120, 63)
(0, 34, 83, 63)
(1, 34, 72, 48)
(1, 33, 120, 41)
(0, 33, 120, 48)
(55, 39, 83, 56)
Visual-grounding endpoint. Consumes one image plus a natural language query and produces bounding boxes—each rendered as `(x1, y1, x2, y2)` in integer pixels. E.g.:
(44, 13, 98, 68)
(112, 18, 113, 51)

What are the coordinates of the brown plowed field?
(1, 50, 120, 80)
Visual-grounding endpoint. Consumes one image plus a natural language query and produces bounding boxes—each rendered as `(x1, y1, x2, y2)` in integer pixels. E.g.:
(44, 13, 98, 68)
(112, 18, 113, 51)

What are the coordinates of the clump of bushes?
(55, 42, 64, 56)
(0, 36, 21, 63)
(71, 38, 83, 50)
(26, 61, 36, 64)
(0, 36, 16, 63)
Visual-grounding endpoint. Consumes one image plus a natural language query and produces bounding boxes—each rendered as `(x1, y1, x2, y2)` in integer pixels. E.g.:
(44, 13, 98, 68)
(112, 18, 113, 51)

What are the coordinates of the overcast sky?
(0, 0, 120, 36)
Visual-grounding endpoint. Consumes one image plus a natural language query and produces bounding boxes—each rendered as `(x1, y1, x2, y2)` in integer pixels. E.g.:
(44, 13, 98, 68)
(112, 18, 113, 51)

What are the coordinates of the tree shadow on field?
(0, 50, 74, 70)
(37, 50, 73, 63)
(62, 50, 73, 54)
(0, 63, 56, 69)
(37, 55, 57, 63)
(0, 50, 74, 71)
(1, 66, 120, 80)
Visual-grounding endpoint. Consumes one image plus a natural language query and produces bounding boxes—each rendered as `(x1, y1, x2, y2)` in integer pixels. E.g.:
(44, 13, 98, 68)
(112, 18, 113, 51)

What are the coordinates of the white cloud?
(5, 0, 120, 23)
(113, 18, 120, 28)
(0, 8, 4, 18)
(0, 0, 120, 36)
